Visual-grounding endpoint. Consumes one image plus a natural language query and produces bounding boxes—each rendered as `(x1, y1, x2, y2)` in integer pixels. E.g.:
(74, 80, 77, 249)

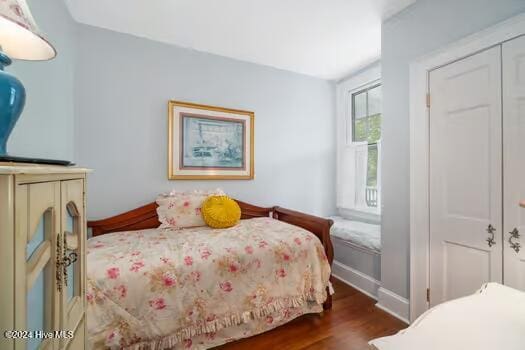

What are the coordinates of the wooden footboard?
(87, 199, 334, 309)
(273, 207, 334, 310)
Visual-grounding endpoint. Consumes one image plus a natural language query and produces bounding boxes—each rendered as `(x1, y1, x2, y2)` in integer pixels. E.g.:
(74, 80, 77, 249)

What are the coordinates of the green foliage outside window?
(354, 113, 381, 144)
(352, 85, 381, 188)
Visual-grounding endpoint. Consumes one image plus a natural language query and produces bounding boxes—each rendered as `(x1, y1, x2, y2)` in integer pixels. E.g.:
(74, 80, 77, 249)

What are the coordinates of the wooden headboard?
(87, 199, 273, 237)
(87, 199, 334, 309)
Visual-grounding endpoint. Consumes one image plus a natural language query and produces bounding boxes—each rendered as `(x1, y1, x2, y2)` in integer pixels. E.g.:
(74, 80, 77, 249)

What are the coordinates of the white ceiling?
(64, 0, 415, 80)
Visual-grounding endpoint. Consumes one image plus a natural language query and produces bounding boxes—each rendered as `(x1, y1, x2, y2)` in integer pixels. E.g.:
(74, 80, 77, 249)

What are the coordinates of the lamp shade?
(0, 0, 56, 60)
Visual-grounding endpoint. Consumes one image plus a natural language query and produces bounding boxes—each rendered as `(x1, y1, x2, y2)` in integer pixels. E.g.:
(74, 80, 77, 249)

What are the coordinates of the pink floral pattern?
(113, 285, 127, 299)
(184, 256, 193, 266)
(130, 261, 145, 272)
(219, 281, 233, 292)
(86, 218, 331, 349)
(106, 267, 120, 279)
(149, 297, 167, 310)
(156, 189, 225, 229)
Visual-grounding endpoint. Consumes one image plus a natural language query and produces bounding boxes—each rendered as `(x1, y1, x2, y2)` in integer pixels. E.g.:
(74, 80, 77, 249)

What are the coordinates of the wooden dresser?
(0, 164, 90, 350)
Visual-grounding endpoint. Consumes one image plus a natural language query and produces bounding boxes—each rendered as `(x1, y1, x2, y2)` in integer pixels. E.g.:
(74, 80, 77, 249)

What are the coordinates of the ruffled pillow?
(156, 189, 225, 229)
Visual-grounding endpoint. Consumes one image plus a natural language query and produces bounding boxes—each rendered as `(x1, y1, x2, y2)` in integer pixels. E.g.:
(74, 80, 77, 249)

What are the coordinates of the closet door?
(503, 35, 525, 291)
(429, 46, 503, 306)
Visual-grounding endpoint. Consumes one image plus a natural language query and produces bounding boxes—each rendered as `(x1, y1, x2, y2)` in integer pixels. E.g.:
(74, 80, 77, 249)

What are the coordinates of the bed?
(87, 200, 334, 350)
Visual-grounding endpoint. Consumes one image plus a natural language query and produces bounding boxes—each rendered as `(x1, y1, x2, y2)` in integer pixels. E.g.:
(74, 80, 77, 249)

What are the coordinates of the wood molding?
(88, 199, 334, 309)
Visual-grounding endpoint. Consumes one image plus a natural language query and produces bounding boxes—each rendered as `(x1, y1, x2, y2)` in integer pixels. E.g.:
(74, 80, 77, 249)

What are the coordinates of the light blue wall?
(75, 25, 336, 219)
(381, 0, 525, 299)
(8, 0, 76, 160)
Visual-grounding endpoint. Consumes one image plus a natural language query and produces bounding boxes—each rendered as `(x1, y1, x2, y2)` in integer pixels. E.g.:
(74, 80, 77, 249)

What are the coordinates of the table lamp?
(0, 0, 71, 165)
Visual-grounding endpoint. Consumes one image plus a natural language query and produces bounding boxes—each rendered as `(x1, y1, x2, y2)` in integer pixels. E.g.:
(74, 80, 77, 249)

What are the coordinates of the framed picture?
(168, 100, 254, 180)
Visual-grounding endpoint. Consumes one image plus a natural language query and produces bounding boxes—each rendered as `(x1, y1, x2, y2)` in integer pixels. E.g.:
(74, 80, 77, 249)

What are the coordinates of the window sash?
(337, 66, 382, 219)
(351, 83, 381, 144)
(350, 84, 381, 210)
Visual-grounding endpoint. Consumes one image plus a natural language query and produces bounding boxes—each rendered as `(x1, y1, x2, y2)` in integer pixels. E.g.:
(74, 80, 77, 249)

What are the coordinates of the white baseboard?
(332, 260, 380, 300)
(376, 287, 410, 324)
(332, 260, 410, 324)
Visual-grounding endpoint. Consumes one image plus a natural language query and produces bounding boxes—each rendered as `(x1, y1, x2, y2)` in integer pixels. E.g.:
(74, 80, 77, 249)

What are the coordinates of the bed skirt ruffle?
(125, 291, 327, 350)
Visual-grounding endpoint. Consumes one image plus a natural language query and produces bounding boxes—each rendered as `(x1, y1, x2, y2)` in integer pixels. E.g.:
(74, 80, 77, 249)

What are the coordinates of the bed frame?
(87, 199, 335, 309)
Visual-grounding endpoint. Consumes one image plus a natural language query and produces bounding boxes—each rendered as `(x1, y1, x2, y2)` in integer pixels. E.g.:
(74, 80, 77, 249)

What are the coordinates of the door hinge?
(426, 93, 431, 108)
(426, 288, 430, 302)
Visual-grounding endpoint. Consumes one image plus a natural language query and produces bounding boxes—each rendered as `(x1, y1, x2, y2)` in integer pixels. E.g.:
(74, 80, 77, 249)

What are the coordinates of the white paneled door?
(429, 46, 503, 306)
(503, 35, 525, 291)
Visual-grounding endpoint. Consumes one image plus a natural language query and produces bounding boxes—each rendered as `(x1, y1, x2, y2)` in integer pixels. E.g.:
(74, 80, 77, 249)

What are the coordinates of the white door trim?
(409, 12, 525, 322)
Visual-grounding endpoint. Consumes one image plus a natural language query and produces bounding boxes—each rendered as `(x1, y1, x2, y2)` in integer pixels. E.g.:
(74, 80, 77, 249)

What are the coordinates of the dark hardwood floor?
(217, 278, 407, 350)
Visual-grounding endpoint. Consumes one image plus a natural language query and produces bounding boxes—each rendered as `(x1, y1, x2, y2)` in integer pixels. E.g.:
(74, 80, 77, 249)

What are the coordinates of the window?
(351, 84, 382, 208)
(336, 64, 381, 220)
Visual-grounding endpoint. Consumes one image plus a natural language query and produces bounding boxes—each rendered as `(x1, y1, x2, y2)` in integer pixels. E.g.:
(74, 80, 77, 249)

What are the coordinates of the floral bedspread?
(86, 217, 331, 349)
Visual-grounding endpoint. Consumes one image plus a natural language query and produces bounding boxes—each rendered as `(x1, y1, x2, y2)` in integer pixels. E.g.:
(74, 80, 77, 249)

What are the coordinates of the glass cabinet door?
(15, 182, 61, 350)
(60, 180, 85, 349)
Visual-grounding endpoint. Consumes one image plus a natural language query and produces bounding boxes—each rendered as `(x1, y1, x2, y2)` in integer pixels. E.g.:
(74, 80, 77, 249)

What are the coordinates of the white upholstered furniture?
(370, 283, 525, 350)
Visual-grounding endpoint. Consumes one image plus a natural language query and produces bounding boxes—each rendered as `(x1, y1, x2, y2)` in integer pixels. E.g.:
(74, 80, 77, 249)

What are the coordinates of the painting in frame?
(168, 100, 255, 180)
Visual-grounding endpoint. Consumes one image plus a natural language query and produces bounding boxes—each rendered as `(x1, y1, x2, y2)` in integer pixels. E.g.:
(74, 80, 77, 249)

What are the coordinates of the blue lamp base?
(0, 52, 73, 166)
(0, 52, 25, 156)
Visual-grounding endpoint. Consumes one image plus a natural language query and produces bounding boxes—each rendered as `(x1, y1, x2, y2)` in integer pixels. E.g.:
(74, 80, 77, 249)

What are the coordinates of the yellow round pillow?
(201, 195, 241, 228)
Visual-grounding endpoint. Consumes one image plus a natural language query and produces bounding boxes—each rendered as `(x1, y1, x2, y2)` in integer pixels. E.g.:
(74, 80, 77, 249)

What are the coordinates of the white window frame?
(336, 63, 382, 222)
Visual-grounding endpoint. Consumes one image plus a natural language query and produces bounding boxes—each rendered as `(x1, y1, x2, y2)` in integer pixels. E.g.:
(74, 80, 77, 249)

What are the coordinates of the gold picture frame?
(168, 100, 255, 180)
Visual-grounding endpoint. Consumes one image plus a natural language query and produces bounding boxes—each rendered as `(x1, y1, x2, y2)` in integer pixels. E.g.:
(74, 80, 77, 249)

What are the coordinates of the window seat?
(329, 216, 381, 253)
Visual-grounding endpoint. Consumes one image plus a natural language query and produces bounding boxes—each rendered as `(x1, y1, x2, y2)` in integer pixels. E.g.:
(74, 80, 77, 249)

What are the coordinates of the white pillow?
(156, 189, 225, 229)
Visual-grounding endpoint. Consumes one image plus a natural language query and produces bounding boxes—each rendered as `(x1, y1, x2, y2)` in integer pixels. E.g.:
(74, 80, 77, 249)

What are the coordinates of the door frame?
(409, 12, 525, 322)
